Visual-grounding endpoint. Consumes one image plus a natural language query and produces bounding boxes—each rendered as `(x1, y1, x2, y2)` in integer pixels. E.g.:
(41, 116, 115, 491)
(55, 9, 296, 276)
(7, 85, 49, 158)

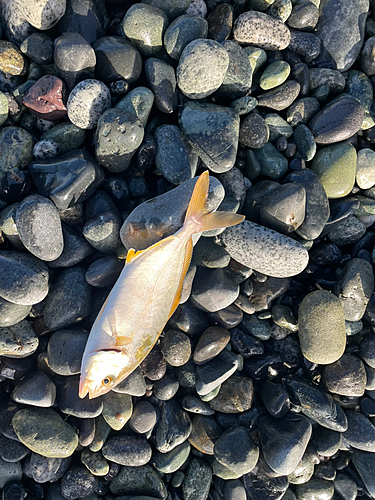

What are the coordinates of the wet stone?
(177, 39, 229, 99)
(42, 267, 91, 331)
(153, 440, 190, 474)
(129, 401, 157, 434)
(154, 125, 197, 184)
(60, 465, 97, 500)
(193, 326, 230, 365)
(219, 220, 309, 278)
(121, 4, 169, 56)
(109, 465, 167, 499)
(207, 3, 233, 42)
(260, 382, 290, 418)
(145, 58, 177, 114)
(233, 10, 290, 50)
(164, 14, 208, 60)
(67, 79, 111, 130)
(257, 81, 301, 111)
(102, 436, 152, 467)
(23, 75, 67, 121)
(179, 102, 239, 173)
(15, 194, 63, 262)
(92, 36, 142, 85)
(115, 87, 154, 128)
(12, 408, 78, 458)
(0, 297, 31, 327)
(0, 320, 38, 359)
(259, 414, 312, 475)
(160, 329, 191, 366)
(214, 425, 259, 475)
(11, 371, 55, 407)
(182, 458, 212, 500)
(287, 2, 319, 31)
(188, 415, 221, 455)
(154, 400, 192, 453)
(54, 33, 96, 90)
(209, 376, 254, 414)
(47, 330, 88, 376)
(83, 211, 121, 254)
(23, 453, 70, 483)
(239, 112, 269, 149)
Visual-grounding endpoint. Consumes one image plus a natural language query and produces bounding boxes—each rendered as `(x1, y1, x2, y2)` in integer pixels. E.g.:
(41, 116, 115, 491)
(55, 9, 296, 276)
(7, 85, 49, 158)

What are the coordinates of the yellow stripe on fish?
(79, 171, 245, 399)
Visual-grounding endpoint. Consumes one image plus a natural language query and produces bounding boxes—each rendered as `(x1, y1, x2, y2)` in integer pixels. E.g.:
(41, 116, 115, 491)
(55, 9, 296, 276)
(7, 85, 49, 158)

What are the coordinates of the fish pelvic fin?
(184, 170, 245, 233)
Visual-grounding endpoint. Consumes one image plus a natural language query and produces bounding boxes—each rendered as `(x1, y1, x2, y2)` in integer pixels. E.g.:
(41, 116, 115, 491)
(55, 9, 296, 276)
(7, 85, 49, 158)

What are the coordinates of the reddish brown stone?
(23, 75, 67, 120)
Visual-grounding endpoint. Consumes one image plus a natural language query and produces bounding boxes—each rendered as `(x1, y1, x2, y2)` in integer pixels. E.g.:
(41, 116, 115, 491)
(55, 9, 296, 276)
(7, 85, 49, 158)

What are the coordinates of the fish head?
(79, 349, 129, 399)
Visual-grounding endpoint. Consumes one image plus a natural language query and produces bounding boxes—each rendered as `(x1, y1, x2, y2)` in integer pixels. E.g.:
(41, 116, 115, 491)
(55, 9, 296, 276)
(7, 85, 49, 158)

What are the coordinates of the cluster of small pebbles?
(2, 0, 375, 500)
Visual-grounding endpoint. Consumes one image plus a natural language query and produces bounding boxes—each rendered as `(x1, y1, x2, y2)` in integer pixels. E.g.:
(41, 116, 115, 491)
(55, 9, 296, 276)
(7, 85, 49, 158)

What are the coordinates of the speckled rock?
(298, 290, 346, 364)
(12, 408, 78, 458)
(0, 41, 27, 76)
(182, 458, 212, 500)
(23, 453, 70, 483)
(220, 220, 309, 278)
(177, 39, 229, 99)
(0, 320, 38, 358)
(67, 79, 111, 130)
(233, 11, 291, 50)
(322, 354, 367, 397)
(109, 465, 168, 498)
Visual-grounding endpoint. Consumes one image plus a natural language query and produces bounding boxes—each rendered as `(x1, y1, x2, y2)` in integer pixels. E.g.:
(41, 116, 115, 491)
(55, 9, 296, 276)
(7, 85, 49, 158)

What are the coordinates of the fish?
(79, 171, 245, 399)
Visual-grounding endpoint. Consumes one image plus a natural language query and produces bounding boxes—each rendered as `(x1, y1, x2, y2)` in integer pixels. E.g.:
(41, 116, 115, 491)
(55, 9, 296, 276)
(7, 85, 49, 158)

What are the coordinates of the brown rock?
(23, 75, 67, 120)
(0, 41, 27, 76)
(188, 415, 222, 455)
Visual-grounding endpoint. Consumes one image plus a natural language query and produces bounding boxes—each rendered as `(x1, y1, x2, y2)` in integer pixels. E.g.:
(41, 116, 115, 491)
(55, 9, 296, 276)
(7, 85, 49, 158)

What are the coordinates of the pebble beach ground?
(1, 0, 375, 499)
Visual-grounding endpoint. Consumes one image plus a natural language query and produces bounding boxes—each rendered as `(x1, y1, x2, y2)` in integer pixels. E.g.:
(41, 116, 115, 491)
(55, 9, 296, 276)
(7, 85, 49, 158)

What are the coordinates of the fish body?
(79, 171, 245, 399)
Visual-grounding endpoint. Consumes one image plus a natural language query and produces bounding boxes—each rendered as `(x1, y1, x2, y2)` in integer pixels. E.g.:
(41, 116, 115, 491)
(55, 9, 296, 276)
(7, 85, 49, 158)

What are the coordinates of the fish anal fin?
(168, 237, 193, 320)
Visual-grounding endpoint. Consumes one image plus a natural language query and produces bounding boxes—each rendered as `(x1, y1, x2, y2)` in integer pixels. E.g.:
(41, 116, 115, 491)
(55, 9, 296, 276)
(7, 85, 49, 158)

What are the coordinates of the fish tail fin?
(184, 170, 245, 233)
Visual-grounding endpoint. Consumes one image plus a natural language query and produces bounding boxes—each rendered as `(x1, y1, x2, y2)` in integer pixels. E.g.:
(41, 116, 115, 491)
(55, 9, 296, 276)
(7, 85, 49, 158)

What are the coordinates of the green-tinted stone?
(267, 0, 293, 22)
(243, 46, 267, 74)
(254, 142, 289, 179)
(294, 124, 316, 161)
(164, 14, 208, 60)
(81, 450, 110, 476)
(210, 457, 242, 479)
(0, 127, 33, 176)
(200, 385, 221, 402)
(143, 0, 190, 20)
(153, 440, 191, 473)
(346, 70, 373, 111)
(41, 123, 86, 155)
(12, 408, 78, 458)
(260, 61, 291, 90)
(0, 458, 23, 489)
(298, 290, 346, 365)
(110, 465, 168, 499)
(0, 41, 27, 76)
(245, 149, 262, 180)
(121, 4, 169, 56)
(264, 113, 293, 141)
(102, 392, 133, 431)
(0, 92, 8, 127)
(356, 148, 375, 189)
(311, 142, 357, 198)
(361, 110, 375, 130)
(115, 86, 154, 127)
(182, 458, 212, 500)
(89, 415, 111, 452)
(230, 96, 257, 115)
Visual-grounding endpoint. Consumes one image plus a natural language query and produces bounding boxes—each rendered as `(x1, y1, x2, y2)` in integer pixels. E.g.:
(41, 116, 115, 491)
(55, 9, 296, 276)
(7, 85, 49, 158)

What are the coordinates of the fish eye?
(102, 376, 114, 386)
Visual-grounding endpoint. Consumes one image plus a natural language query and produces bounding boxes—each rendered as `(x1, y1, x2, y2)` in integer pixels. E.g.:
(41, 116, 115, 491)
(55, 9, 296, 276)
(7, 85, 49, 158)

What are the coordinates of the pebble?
(154, 400, 192, 453)
(15, 194, 63, 261)
(260, 61, 290, 90)
(153, 373, 179, 400)
(0, 297, 31, 327)
(193, 326, 230, 364)
(294, 124, 316, 161)
(11, 371, 56, 407)
(47, 330, 88, 376)
(115, 87, 154, 128)
(67, 79, 111, 130)
(109, 465, 167, 499)
(58, 376, 103, 418)
(120, 175, 224, 250)
(186, 0, 207, 17)
(218, 40, 252, 99)
(160, 329, 191, 366)
(196, 350, 239, 396)
(214, 425, 259, 475)
(287, 97, 320, 127)
(322, 354, 367, 397)
(42, 267, 91, 331)
(233, 11, 290, 50)
(129, 401, 157, 434)
(121, 4, 169, 55)
(102, 436, 152, 467)
(188, 414, 221, 454)
(0, 458, 22, 489)
(311, 142, 357, 199)
(0, 320, 38, 358)
(295, 478, 334, 500)
(193, 237, 231, 267)
(191, 266, 239, 313)
(182, 458, 212, 500)
(12, 408, 78, 458)
(81, 449, 109, 476)
(259, 414, 312, 475)
(239, 112, 269, 149)
(298, 290, 346, 365)
(92, 36, 142, 85)
(309, 96, 364, 145)
(257, 80, 301, 111)
(352, 450, 375, 497)
(183, 395, 214, 415)
(328, 216, 366, 246)
(287, 2, 319, 31)
(23, 453, 70, 483)
(95, 108, 144, 173)
(153, 440, 190, 474)
(60, 465, 97, 500)
(0, 41, 27, 76)
(356, 148, 375, 189)
(343, 410, 375, 452)
(260, 381, 290, 418)
(0, 433, 28, 462)
(83, 211, 121, 254)
(164, 14, 208, 60)
(20, 32, 53, 65)
(264, 113, 293, 141)
(140, 346, 166, 381)
(207, 4, 233, 42)
(220, 220, 309, 278)
(209, 376, 254, 414)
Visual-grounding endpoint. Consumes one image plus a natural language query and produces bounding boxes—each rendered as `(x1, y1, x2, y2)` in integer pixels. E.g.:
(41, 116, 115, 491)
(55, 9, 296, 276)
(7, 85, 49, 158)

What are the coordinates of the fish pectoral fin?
(167, 237, 193, 320)
(115, 335, 134, 347)
(126, 240, 167, 265)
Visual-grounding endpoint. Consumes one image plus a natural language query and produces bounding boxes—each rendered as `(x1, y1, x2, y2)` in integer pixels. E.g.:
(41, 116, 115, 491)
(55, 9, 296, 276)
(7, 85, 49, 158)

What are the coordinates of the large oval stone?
(298, 290, 346, 364)
(219, 220, 309, 278)
(12, 408, 78, 458)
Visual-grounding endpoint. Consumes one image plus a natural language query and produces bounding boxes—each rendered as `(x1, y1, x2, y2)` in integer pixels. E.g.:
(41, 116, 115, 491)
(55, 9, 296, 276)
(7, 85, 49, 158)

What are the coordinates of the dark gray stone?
(58, 376, 103, 418)
(287, 2, 319, 31)
(153, 373, 179, 401)
(129, 401, 157, 434)
(239, 112, 269, 149)
(322, 354, 366, 397)
(49, 224, 92, 269)
(214, 425, 259, 475)
(24, 453, 70, 483)
(191, 266, 239, 313)
(145, 58, 177, 114)
(60, 465, 97, 500)
(154, 400, 192, 453)
(286, 97, 320, 127)
(83, 211, 121, 254)
(11, 371, 56, 407)
(85, 256, 123, 288)
(288, 30, 321, 60)
(109, 465, 167, 498)
(160, 329, 191, 367)
(182, 458, 212, 500)
(0, 434, 28, 462)
(257, 81, 301, 111)
(20, 33, 53, 65)
(294, 124, 316, 161)
(342, 410, 375, 452)
(164, 14, 208, 60)
(47, 330, 88, 376)
(102, 436, 152, 466)
(0, 320, 38, 358)
(153, 440, 190, 474)
(196, 350, 239, 396)
(0, 297, 31, 327)
(352, 450, 375, 498)
(218, 40, 252, 99)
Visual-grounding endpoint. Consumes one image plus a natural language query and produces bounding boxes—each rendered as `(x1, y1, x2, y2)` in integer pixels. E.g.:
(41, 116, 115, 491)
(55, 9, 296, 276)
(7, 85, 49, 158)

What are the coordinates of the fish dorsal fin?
(167, 237, 193, 320)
